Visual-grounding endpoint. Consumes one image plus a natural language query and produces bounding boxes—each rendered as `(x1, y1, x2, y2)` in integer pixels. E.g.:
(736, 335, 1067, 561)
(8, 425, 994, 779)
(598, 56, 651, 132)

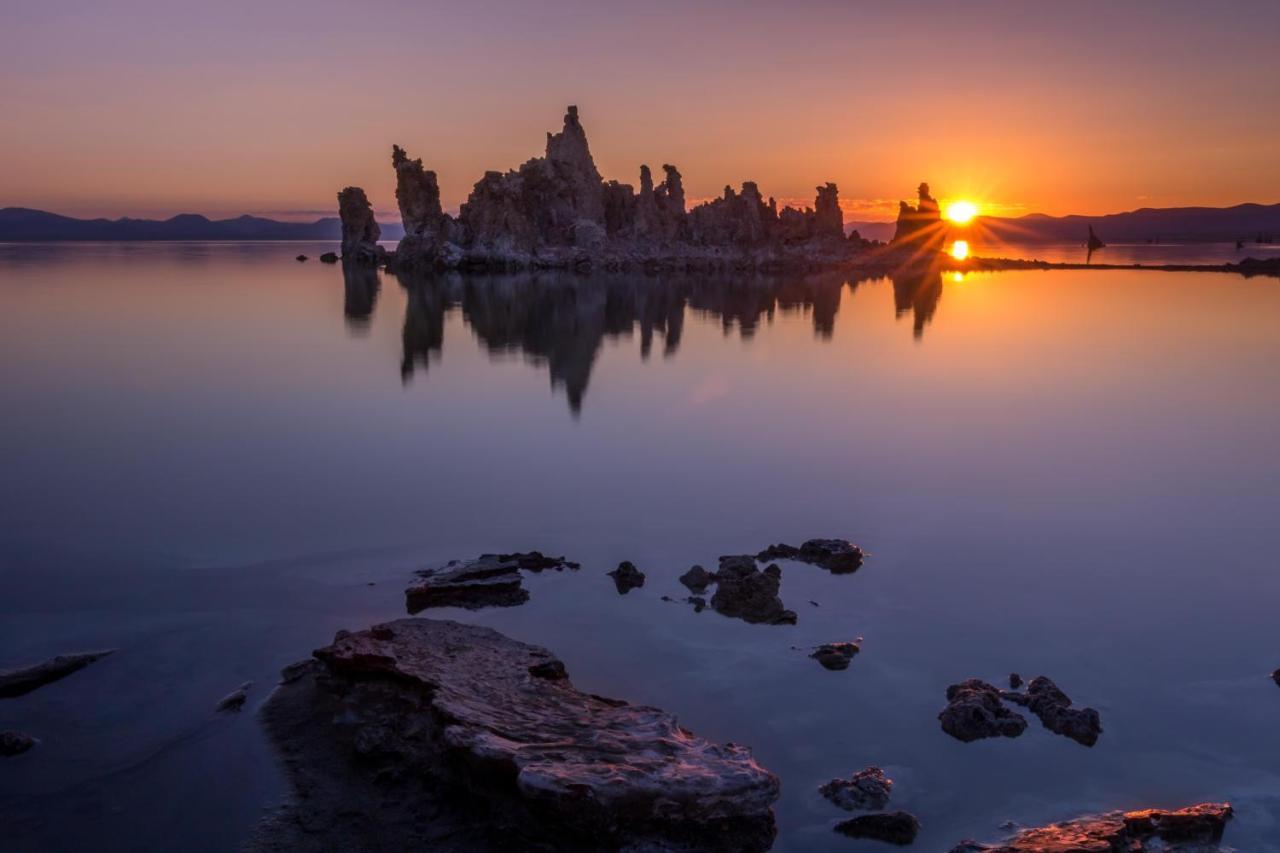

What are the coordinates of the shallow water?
(2, 242, 1279, 852)
(959, 238, 1280, 266)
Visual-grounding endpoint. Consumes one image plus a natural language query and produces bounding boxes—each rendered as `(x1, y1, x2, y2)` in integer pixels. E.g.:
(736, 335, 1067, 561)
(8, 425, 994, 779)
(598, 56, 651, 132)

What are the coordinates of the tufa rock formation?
(336, 186, 382, 263)
(949, 802, 1233, 852)
(892, 181, 944, 248)
(345, 106, 886, 271)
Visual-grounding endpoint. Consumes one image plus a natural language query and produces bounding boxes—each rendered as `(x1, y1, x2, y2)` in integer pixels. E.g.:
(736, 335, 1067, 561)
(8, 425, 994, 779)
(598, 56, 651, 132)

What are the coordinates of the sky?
(2, 0, 1277, 223)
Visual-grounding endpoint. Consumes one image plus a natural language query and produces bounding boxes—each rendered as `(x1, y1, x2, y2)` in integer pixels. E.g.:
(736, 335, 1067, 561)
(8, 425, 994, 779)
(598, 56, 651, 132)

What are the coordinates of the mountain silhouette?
(0, 207, 404, 241)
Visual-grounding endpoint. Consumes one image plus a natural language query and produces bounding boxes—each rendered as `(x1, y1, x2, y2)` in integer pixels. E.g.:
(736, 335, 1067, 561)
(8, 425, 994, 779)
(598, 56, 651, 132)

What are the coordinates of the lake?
(2, 242, 1279, 852)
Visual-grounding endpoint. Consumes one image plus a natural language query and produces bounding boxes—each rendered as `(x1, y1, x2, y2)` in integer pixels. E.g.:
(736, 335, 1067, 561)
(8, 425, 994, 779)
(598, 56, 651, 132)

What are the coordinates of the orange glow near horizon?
(950, 240, 970, 260)
(946, 201, 979, 225)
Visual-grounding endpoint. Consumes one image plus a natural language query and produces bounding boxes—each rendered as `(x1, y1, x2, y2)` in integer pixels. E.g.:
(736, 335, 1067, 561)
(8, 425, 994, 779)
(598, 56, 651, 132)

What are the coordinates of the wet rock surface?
(710, 557, 797, 625)
(756, 538, 864, 573)
(939, 679, 1028, 742)
(819, 766, 892, 811)
(949, 802, 1233, 852)
(0, 649, 115, 699)
(250, 619, 780, 852)
(1, 730, 37, 757)
(406, 556, 530, 612)
(835, 811, 920, 845)
(810, 642, 860, 671)
(606, 560, 645, 594)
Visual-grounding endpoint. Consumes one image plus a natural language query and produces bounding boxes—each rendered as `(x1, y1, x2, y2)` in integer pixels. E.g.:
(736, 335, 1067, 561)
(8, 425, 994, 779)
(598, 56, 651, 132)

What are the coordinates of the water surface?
(2, 243, 1279, 851)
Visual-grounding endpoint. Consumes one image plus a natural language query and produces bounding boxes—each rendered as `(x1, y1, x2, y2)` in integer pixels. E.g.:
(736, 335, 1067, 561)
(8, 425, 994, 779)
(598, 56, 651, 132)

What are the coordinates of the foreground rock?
(1002, 676, 1102, 746)
(711, 557, 797, 625)
(756, 538, 864, 573)
(406, 556, 530, 611)
(0, 649, 115, 699)
(250, 619, 779, 852)
(1, 730, 36, 757)
(836, 811, 920, 845)
(939, 679, 1028, 742)
(606, 560, 646, 594)
(949, 802, 1233, 852)
(819, 766, 892, 811)
(810, 642, 860, 671)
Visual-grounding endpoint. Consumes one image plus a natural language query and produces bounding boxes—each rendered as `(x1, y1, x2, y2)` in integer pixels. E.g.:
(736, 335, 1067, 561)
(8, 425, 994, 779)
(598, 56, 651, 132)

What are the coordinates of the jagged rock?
(892, 182, 943, 247)
(813, 183, 843, 239)
(337, 186, 382, 263)
(835, 811, 920, 845)
(406, 556, 530, 612)
(215, 681, 253, 713)
(819, 766, 892, 811)
(1, 731, 37, 757)
(1020, 676, 1102, 747)
(319, 252, 339, 263)
(810, 642, 860, 671)
(711, 557, 796, 625)
(392, 145, 448, 238)
(0, 649, 115, 699)
(948, 802, 1233, 852)
(756, 538, 864, 573)
(607, 560, 646, 594)
(679, 564, 715, 592)
(1009, 672, 1022, 689)
(939, 679, 1028, 742)
(266, 619, 780, 852)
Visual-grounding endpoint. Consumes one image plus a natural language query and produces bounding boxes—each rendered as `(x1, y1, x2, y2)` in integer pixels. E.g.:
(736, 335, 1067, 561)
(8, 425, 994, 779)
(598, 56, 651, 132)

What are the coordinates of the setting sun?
(945, 200, 978, 224)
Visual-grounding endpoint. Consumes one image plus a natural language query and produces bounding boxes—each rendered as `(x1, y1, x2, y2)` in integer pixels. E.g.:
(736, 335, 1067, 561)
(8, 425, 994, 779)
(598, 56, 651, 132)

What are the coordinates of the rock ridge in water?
(949, 802, 1233, 852)
(0, 649, 115, 699)
(255, 618, 780, 852)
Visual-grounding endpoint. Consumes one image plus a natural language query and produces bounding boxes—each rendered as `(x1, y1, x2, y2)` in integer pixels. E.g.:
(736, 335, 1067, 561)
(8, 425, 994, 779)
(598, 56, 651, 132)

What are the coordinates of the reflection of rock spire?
(341, 261, 380, 331)
(889, 264, 943, 339)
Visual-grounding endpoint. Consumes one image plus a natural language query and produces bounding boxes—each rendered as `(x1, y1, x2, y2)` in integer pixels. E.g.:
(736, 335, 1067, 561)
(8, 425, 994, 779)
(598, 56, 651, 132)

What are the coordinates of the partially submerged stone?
(819, 765, 892, 811)
(679, 564, 715, 592)
(0, 649, 115, 699)
(949, 802, 1233, 852)
(495, 551, 579, 572)
(711, 557, 797, 625)
(318, 251, 339, 263)
(835, 811, 920, 846)
(756, 538, 864, 573)
(1, 730, 37, 757)
(406, 556, 530, 612)
(810, 642, 860, 671)
(939, 679, 1028, 742)
(1017, 676, 1102, 747)
(607, 560, 646, 593)
(266, 619, 780, 851)
(215, 681, 253, 713)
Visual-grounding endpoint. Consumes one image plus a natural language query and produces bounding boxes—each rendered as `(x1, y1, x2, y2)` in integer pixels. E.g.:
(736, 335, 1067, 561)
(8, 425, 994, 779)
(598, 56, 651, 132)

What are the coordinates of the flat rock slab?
(0, 650, 115, 699)
(756, 538, 864, 574)
(293, 618, 779, 851)
(406, 556, 530, 612)
(950, 802, 1233, 852)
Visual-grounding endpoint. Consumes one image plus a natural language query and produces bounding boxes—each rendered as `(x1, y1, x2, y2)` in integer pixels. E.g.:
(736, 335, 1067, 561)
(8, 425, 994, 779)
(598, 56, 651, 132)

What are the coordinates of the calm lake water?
(2, 242, 1279, 852)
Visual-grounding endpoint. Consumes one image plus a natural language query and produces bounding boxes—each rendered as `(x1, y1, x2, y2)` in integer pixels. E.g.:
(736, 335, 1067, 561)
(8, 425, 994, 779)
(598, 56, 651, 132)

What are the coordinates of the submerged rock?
(295, 254, 308, 262)
(810, 642, 860, 671)
(215, 681, 253, 713)
(255, 619, 780, 852)
(494, 551, 579, 572)
(319, 251, 339, 263)
(406, 556, 530, 612)
(607, 560, 646, 594)
(711, 557, 796, 625)
(0, 649, 115, 699)
(0, 730, 37, 757)
(687, 595, 707, 612)
(756, 538, 864, 573)
(949, 802, 1233, 852)
(939, 679, 1028, 742)
(679, 564, 715, 592)
(819, 766, 892, 811)
(835, 811, 920, 845)
(1019, 676, 1102, 747)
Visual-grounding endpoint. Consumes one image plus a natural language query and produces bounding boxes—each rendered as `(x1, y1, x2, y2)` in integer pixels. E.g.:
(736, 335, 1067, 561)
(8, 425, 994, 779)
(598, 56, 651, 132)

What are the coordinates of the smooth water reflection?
(2, 243, 1280, 852)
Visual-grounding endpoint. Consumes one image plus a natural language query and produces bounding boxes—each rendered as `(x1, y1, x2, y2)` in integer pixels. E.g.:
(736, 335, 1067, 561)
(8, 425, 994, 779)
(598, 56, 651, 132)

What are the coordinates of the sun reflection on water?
(950, 240, 970, 261)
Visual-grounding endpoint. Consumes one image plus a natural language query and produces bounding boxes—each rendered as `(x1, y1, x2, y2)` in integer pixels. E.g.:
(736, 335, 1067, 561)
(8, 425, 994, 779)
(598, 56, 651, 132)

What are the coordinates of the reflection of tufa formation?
(338, 106, 900, 270)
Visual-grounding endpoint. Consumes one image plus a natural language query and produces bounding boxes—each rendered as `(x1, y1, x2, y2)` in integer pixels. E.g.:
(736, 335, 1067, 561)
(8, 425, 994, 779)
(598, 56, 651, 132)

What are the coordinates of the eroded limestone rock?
(679, 564, 715, 593)
(756, 538, 865, 573)
(268, 619, 780, 852)
(810, 642, 860, 671)
(711, 557, 796, 625)
(949, 802, 1233, 852)
(1005, 676, 1102, 747)
(939, 679, 1028, 742)
(819, 765, 892, 811)
(607, 560, 646, 594)
(892, 182, 944, 248)
(337, 186, 382, 263)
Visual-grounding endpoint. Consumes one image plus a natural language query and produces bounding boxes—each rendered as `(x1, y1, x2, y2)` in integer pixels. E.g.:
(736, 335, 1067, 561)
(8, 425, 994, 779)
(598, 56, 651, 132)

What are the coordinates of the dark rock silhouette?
(938, 679, 1028, 742)
(835, 811, 920, 845)
(1002, 675, 1102, 746)
(679, 564, 715, 593)
(0, 649, 115, 699)
(341, 262, 379, 329)
(710, 556, 797, 625)
(949, 802, 1232, 852)
(810, 641, 860, 670)
(820, 766, 893, 811)
(336, 187, 382, 263)
(1, 731, 37, 757)
(607, 560, 646, 594)
(250, 619, 780, 852)
(892, 182, 944, 248)
(362, 106, 873, 271)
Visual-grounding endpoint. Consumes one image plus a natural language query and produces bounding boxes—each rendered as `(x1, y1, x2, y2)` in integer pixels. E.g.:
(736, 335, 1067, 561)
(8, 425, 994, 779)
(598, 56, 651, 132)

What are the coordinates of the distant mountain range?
(3, 203, 1278, 245)
(0, 207, 404, 242)
(850, 202, 1280, 244)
